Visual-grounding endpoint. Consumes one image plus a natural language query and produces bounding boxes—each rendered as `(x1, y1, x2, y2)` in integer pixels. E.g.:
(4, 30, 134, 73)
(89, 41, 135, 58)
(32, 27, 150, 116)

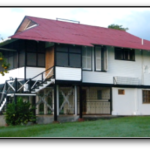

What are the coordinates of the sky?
(1, 7, 150, 41)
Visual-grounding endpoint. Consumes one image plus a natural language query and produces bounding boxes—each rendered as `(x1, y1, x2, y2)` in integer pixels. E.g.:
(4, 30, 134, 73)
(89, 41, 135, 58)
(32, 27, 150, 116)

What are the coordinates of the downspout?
(141, 50, 144, 85)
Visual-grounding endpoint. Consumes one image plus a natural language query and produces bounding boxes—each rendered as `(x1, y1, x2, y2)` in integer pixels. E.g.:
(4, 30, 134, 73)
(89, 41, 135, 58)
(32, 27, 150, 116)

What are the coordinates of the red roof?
(10, 16, 150, 50)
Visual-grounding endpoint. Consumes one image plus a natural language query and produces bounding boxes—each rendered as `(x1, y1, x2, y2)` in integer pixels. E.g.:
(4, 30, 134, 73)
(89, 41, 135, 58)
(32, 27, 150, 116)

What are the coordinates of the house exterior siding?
(0, 67, 24, 84)
(112, 87, 150, 115)
(82, 46, 150, 85)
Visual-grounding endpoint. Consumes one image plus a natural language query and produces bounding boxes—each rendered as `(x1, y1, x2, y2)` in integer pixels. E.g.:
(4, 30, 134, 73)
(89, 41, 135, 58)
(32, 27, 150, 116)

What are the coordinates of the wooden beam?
(0, 48, 16, 52)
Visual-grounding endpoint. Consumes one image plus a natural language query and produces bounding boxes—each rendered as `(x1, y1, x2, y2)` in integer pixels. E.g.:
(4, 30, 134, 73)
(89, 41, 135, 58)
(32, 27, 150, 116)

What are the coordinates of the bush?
(5, 97, 36, 125)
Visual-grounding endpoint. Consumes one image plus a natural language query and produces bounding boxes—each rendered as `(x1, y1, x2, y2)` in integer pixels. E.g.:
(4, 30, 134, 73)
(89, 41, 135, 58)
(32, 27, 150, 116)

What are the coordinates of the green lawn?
(0, 116, 150, 137)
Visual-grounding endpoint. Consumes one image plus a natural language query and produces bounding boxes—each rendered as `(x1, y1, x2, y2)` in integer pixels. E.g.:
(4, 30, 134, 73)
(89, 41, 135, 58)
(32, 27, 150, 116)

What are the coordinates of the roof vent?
(56, 18, 80, 24)
(142, 39, 144, 45)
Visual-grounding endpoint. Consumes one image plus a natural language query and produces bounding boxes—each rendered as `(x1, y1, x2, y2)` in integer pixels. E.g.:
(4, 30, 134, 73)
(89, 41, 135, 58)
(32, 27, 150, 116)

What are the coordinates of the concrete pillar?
(44, 90, 48, 115)
(57, 85, 59, 116)
(29, 96, 32, 109)
(74, 85, 77, 116)
(36, 96, 40, 115)
(52, 89, 54, 115)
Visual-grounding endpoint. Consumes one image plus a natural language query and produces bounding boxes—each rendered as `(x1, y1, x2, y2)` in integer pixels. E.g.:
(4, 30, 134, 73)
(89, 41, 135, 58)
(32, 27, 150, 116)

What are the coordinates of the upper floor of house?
(1, 16, 150, 86)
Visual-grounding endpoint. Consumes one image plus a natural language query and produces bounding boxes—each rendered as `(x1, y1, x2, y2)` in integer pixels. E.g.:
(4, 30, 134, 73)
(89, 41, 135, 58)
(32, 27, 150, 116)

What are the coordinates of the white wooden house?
(1, 16, 150, 122)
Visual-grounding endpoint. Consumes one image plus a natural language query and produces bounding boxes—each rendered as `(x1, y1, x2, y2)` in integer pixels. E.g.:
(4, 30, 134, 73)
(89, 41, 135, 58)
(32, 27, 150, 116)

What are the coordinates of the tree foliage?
(4, 97, 36, 126)
(108, 24, 129, 31)
(0, 52, 10, 76)
(0, 35, 10, 76)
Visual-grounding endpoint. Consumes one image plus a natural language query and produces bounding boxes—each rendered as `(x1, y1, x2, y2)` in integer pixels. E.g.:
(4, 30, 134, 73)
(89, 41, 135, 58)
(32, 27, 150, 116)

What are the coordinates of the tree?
(0, 53, 10, 76)
(5, 97, 36, 125)
(108, 24, 128, 31)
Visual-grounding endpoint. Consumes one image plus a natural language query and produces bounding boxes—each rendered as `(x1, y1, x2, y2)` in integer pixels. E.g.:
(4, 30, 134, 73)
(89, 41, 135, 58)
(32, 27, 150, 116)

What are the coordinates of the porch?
(0, 84, 112, 125)
(35, 85, 112, 121)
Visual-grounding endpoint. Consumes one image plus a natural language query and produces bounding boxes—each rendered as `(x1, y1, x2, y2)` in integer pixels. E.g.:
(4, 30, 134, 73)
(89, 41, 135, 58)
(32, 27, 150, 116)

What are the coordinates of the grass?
(1, 116, 150, 137)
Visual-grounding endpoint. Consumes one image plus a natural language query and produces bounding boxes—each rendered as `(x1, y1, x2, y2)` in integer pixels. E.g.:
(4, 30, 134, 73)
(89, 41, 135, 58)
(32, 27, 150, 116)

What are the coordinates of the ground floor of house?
(2, 82, 150, 124)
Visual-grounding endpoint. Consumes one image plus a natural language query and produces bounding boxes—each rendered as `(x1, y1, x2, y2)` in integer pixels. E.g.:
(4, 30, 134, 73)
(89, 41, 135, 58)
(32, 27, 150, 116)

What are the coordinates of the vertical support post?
(74, 85, 77, 116)
(44, 90, 48, 115)
(36, 96, 40, 115)
(57, 85, 59, 116)
(5, 96, 9, 111)
(29, 79, 31, 93)
(54, 84, 58, 122)
(52, 89, 54, 115)
(79, 85, 83, 121)
(14, 95, 17, 104)
(14, 78, 17, 93)
(32, 96, 36, 123)
(42, 74, 43, 82)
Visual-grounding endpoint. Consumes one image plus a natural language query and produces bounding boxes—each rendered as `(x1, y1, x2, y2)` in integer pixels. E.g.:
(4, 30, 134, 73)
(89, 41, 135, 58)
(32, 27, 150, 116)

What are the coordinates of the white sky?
(1, 7, 150, 41)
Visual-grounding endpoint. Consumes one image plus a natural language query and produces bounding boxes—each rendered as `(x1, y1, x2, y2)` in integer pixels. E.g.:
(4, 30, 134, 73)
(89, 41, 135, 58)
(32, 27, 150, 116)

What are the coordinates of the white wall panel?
(56, 67, 81, 81)
(112, 87, 136, 115)
(0, 67, 24, 84)
(26, 67, 45, 80)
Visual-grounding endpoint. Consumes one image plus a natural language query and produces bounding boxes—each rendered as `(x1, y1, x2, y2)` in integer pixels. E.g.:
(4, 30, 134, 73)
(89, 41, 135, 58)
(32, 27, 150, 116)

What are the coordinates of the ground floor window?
(118, 89, 125, 95)
(143, 90, 150, 103)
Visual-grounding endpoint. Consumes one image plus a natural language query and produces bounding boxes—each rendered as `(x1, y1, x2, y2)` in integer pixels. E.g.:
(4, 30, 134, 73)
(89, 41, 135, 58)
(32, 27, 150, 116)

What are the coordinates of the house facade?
(1, 16, 150, 122)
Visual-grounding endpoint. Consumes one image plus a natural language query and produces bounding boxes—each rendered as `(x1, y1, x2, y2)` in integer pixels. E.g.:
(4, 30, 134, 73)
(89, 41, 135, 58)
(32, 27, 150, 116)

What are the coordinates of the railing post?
(42, 74, 43, 82)
(29, 79, 31, 93)
(5, 81, 8, 94)
(15, 78, 17, 93)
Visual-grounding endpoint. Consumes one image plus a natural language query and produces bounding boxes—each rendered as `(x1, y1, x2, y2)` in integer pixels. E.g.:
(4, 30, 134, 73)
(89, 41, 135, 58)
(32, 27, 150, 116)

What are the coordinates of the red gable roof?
(10, 16, 150, 50)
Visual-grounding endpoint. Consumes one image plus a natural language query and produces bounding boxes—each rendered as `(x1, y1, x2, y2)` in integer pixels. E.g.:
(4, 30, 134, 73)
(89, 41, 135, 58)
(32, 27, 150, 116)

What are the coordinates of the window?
(97, 90, 102, 99)
(27, 53, 36, 66)
(118, 89, 125, 95)
(143, 90, 150, 103)
(37, 53, 45, 67)
(19, 50, 25, 67)
(115, 47, 135, 61)
(26, 40, 45, 67)
(56, 44, 81, 68)
(82, 47, 92, 70)
(95, 46, 107, 71)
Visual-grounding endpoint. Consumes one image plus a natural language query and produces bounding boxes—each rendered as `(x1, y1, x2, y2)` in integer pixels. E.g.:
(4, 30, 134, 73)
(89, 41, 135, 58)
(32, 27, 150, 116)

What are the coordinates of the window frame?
(94, 46, 107, 72)
(143, 90, 150, 104)
(115, 47, 135, 61)
(56, 44, 82, 68)
(82, 47, 92, 71)
(118, 89, 125, 95)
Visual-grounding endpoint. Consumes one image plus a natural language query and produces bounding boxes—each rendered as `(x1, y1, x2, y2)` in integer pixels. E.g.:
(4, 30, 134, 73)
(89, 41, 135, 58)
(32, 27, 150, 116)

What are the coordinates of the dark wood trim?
(32, 96, 36, 123)
(55, 80, 81, 85)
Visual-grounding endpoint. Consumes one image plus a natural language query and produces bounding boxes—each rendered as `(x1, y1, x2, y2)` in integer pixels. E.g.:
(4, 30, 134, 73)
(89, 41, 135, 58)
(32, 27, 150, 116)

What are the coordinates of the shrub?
(5, 97, 36, 125)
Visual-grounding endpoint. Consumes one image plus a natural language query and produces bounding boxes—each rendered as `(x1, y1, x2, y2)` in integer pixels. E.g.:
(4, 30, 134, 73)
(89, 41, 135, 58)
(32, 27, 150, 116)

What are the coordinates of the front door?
(81, 89, 86, 114)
